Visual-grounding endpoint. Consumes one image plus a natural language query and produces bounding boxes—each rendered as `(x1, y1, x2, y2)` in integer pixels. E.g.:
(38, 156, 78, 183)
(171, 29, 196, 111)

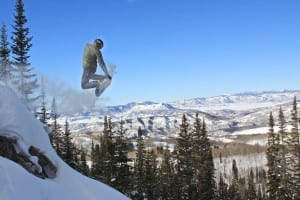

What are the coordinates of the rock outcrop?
(0, 135, 57, 179)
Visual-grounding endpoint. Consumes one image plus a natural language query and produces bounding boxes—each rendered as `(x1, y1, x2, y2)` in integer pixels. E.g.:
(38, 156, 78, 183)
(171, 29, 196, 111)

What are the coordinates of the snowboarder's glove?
(107, 75, 112, 80)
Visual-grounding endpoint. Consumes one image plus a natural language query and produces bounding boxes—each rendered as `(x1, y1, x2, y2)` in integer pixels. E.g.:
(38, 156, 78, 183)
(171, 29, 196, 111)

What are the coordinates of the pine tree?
(266, 111, 280, 199)
(71, 144, 81, 171)
(228, 159, 241, 200)
(288, 96, 300, 198)
(144, 149, 158, 199)
(291, 96, 299, 136)
(174, 114, 193, 200)
(61, 119, 73, 165)
(50, 112, 62, 157)
(11, 0, 38, 104)
(99, 116, 115, 185)
(158, 145, 174, 200)
(90, 118, 108, 182)
(0, 23, 13, 82)
(278, 106, 287, 144)
(133, 126, 146, 200)
(90, 142, 102, 180)
(257, 184, 264, 200)
(217, 173, 229, 200)
(191, 112, 202, 199)
(89, 141, 95, 176)
(79, 147, 89, 176)
(171, 171, 182, 200)
(192, 114, 216, 200)
(277, 106, 293, 199)
(247, 168, 257, 200)
(113, 119, 132, 196)
(49, 98, 62, 156)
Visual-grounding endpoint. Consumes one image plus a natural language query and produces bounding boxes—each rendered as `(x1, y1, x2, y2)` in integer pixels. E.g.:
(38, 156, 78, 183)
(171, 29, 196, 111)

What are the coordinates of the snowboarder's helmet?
(95, 38, 104, 46)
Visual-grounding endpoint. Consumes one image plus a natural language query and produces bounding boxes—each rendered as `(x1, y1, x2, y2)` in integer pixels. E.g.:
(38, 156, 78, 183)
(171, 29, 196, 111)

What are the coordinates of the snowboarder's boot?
(95, 80, 106, 97)
(95, 77, 112, 97)
(95, 87, 101, 97)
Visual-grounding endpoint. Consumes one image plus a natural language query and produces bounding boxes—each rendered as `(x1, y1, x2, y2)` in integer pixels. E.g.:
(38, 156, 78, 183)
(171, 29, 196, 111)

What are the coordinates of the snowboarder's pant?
(81, 68, 106, 89)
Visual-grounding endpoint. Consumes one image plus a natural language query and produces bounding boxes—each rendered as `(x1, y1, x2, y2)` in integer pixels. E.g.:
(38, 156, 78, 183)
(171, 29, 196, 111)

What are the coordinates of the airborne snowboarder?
(81, 38, 112, 97)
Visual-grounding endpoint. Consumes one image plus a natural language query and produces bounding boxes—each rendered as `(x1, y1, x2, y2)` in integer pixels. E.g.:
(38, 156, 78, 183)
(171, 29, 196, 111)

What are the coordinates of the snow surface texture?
(0, 83, 128, 200)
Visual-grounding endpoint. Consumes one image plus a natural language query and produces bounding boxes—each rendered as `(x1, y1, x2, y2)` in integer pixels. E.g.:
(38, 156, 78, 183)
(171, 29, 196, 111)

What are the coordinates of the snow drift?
(0, 83, 128, 200)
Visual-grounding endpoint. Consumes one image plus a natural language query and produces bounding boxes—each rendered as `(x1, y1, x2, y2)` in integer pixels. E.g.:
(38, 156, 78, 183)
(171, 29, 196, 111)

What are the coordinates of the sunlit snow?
(0, 83, 128, 200)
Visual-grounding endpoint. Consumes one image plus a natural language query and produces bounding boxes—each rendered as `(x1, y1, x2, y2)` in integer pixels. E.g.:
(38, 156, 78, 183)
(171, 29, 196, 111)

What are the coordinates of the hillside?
(0, 83, 128, 200)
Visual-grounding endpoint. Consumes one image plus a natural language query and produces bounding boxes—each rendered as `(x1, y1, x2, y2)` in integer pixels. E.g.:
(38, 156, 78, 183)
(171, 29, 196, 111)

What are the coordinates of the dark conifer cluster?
(266, 97, 300, 199)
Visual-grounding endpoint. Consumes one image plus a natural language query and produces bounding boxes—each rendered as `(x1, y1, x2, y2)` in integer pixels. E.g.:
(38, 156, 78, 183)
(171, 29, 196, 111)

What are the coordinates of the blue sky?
(1, 0, 300, 106)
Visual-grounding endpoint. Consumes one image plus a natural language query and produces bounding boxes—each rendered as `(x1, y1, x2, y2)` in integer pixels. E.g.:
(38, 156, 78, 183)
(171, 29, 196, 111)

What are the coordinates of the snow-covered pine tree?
(228, 159, 241, 200)
(191, 112, 202, 198)
(158, 145, 174, 200)
(89, 141, 96, 175)
(49, 97, 63, 157)
(192, 114, 216, 199)
(290, 97, 299, 137)
(257, 184, 264, 200)
(246, 168, 257, 200)
(217, 173, 229, 200)
(61, 119, 73, 165)
(174, 114, 194, 200)
(112, 119, 132, 196)
(89, 142, 101, 180)
(50, 115, 62, 157)
(277, 106, 293, 199)
(79, 147, 89, 176)
(288, 97, 300, 198)
(100, 116, 114, 185)
(11, 0, 38, 105)
(144, 149, 158, 199)
(0, 23, 13, 82)
(278, 106, 287, 144)
(266, 111, 280, 199)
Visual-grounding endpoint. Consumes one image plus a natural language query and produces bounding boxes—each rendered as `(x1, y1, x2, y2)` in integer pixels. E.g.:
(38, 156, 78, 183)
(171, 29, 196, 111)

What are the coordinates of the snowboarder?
(81, 38, 112, 96)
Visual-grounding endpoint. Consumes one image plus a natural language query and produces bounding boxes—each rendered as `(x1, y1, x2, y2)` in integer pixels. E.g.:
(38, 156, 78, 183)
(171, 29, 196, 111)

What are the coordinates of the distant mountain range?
(60, 90, 300, 139)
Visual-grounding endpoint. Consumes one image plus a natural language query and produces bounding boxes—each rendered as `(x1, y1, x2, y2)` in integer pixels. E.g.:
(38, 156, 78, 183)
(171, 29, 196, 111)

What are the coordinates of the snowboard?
(95, 76, 112, 97)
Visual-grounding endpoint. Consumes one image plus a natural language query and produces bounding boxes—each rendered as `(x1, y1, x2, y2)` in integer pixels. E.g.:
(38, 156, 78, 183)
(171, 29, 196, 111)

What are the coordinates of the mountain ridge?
(60, 90, 300, 139)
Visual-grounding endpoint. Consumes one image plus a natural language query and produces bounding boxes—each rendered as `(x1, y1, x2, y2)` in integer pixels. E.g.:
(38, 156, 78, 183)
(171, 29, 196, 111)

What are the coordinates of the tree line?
(266, 96, 300, 199)
(47, 111, 218, 199)
(43, 104, 270, 199)
(0, 0, 38, 107)
(34, 81, 300, 200)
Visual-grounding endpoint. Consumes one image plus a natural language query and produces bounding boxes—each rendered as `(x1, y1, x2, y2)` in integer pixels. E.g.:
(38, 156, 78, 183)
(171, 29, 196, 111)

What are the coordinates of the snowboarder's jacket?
(82, 43, 108, 75)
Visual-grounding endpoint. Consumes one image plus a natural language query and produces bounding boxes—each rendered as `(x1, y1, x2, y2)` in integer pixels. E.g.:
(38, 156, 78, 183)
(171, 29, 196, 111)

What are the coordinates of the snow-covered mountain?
(62, 90, 300, 140)
(0, 83, 128, 200)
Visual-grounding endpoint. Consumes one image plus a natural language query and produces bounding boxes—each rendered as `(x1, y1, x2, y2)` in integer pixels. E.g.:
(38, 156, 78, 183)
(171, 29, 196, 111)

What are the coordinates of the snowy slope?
(0, 83, 128, 200)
